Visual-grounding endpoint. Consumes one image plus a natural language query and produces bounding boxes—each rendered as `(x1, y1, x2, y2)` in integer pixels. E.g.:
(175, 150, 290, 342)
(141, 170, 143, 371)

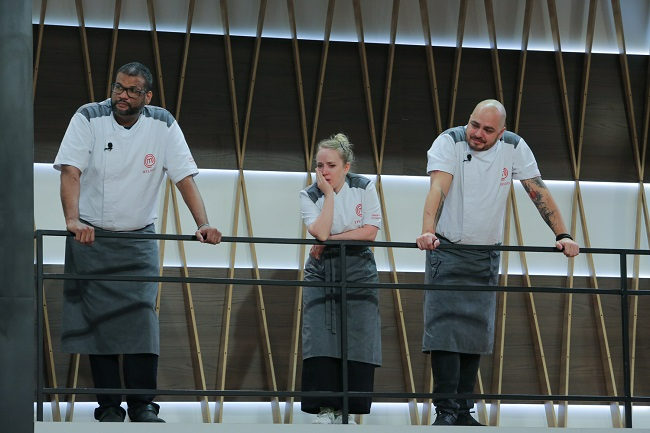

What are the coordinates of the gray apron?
(302, 247, 382, 366)
(422, 237, 500, 355)
(61, 223, 160, 355)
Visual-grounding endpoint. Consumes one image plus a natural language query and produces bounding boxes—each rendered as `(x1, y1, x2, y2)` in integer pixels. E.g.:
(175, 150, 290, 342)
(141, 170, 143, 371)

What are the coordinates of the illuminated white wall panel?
(35, 164, 650, 278)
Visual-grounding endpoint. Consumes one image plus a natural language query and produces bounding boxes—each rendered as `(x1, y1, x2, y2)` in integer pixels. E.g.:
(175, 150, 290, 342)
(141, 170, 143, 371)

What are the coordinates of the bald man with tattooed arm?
(415, 99, 579, 426)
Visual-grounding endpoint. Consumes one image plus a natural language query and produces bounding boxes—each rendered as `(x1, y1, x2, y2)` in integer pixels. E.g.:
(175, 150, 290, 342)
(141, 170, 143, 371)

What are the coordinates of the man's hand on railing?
(556, 238, 580, 258)
(195, 225, 222, 245)
(66, 219, 95, 246)
(416, 232, 440, 250)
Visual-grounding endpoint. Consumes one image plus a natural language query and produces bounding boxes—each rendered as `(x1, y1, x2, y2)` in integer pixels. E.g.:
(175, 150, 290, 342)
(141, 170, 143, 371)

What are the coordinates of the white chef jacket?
(300, 173, 382, 233)
(426, 126, 540, 245)
(54, 99, 198, 231)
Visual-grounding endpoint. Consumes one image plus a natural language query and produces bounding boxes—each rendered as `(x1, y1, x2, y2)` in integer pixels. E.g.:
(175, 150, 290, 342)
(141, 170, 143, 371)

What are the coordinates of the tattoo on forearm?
(434, 191, 445, 226)
(522, 177, 558, 231)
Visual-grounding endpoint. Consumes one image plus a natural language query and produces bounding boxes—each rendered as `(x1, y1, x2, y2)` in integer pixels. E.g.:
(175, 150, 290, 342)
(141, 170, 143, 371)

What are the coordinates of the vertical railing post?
(619, 252, 632, 428)
(339, 243, 349, 423)
(36, 230, 45, 421)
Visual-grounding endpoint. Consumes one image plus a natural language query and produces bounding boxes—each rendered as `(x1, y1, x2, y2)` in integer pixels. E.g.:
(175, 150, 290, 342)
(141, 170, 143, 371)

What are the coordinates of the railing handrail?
(34, 229, 649, 427)
(34, 228, 650, 256)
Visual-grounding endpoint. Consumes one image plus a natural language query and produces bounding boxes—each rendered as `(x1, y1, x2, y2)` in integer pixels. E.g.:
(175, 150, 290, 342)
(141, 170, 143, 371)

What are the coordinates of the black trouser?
(430, 350, 481, 413)
(89, 353, 159, 417)
(301, 356, 375, 414)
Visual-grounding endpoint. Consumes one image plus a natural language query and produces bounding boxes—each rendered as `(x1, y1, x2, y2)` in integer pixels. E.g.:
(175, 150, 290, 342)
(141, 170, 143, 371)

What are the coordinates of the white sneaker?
(312, 408, 336, 424)
(334, 412, 357, 425)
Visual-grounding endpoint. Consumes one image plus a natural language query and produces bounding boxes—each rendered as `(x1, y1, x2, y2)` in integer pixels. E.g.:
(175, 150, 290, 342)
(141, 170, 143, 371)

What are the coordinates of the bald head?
(465, 99, 507, 151)
(472, 99, 506, 128)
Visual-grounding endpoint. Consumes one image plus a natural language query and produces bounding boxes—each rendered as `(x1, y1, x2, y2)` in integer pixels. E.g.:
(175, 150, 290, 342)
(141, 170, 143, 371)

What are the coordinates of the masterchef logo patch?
(500, 167, 510, 186)
(356, 203, 363, 217)
(144, 154, 156, 168)
(143, 154, 157, 173)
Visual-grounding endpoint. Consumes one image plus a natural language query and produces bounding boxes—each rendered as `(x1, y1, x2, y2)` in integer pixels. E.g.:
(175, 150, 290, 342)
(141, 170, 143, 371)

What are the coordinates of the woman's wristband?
(555, 233, 573, 242)
(197, 223, 210, 231)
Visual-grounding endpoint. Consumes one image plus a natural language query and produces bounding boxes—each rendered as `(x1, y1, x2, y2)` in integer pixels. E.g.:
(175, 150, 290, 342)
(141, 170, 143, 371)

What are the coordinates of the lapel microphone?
(104, 142, 113, 151)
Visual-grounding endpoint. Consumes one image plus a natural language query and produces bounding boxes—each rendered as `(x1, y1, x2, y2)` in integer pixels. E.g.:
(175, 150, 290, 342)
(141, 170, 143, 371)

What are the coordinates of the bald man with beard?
(416, 99, 579, 426)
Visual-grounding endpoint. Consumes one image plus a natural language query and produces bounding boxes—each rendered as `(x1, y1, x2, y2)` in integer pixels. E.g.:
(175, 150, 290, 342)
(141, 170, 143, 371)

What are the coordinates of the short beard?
(111, 99, 143, 117)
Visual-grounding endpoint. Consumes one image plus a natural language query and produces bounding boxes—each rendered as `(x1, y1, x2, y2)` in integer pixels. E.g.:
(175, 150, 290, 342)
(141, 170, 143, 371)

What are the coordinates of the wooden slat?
(481, 1, 505, 420)
(378, 0, 400, 175)
(219, 0, 242, 166)
(510, 188, 558, 427)
(546, 0, 578, 175)
(483, 0, 503, 102)
(169, 186, 212, 423)
(213, 176, 240, 422)
(283, 1, 304, 421)
(285, 2, 335, 423)
(287, 0, 310, 171)
(33, 0, 48, 100)
(75, 0, 94, 102)
(512, 0, 532, 134)
(558, 181, 580, 428)
(611, 0, 642, 179)
(488, 281, 507, 426)
(64, 354, 80, 422)
(417, 0, 442, 134)
(574, 0, 597, 180)
(146, 0, 166, 108)
(62, 1, 95, 420)
(75, 0, 95, 101)
(574, 184, 622, 427)
(283, 227, 307, 423)
(106, 0, 122, 99)
(418, 1, 464, 421)
(352, 0, 380, 171)
(489, 189, 513, 426)
(175, 0, 196, 120)
(308, 0, 335, 165)
(353, 1, 418, 424)
(156, 179, 172, 315)
(610, 7, 644, 415)
(630, 15, 650, 401)
(239, 0, 267, 165)
(557, 290, 573, 427)
(214, 0, 238, 421)
(448, 0, 467, 128)
(240, 173, 282, 423)
(559, 2, 596, 426)
(216, 0, 280, 423)
(238, 0, 281, 423)
(492, 2, 533, 421)
(147, 0, 209, 421)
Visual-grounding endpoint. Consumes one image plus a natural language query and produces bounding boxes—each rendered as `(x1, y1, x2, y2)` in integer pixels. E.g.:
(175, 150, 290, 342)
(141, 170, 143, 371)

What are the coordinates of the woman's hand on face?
(315, 168, 334, 195)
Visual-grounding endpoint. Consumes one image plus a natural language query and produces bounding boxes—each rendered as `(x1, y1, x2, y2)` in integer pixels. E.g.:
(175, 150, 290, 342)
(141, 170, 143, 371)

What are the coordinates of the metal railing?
(34, 229, 650, 426)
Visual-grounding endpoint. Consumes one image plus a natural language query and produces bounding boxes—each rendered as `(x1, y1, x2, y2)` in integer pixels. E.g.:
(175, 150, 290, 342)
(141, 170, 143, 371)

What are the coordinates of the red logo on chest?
(501, 168, 508, 181)
(355, 203, 363, 217)
(144, 154, 156, 168)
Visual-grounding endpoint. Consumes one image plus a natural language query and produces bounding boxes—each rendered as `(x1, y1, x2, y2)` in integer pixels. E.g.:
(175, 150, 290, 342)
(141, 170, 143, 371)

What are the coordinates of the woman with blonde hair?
(299, 133, 382, 424)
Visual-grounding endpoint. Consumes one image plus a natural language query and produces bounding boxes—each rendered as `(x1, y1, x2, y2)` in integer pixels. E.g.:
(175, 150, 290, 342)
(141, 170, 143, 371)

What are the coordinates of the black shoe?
(129, 403, 166, 423)
(97, 406, 126, 422)
(455, 411, 485, 426)
(432, 409, 457, 426)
